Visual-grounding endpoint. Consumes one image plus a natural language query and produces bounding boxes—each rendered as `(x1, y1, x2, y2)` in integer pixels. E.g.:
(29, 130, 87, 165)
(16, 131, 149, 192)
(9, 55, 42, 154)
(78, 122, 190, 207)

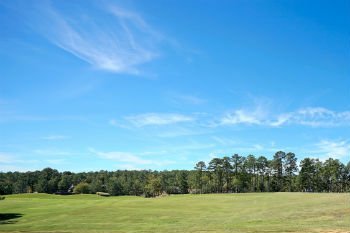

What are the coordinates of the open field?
(0, 193, 349, 233)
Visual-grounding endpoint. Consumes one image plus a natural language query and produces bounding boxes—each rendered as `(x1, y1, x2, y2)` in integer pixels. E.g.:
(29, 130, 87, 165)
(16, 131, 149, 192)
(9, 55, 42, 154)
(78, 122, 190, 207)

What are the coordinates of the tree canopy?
(0, 152, 349, 196)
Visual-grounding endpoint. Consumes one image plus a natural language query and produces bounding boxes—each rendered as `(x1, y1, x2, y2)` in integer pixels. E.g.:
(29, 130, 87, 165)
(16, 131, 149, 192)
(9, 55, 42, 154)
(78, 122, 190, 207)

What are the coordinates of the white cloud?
(217, 107, 350, 128)
(37, 3, 162, 74)
(110, 107, 350, 131)
(0, 152, 39, 165)
(125, 113, 194, 127)
(111, 113, 208, 137)
(270, 107, 350, 127)
(111, 107, 350, 132)
(90, 148, 175, 167)
(0, 152, 40, 171)
(296, 107, 350, 127)
(253, 144, 264, 150)
(314, 139, 350, 160)
(218, 104, 268, 126)
(269, 114, 291, 127)
(172, 94, 206, 105)
(220, 110, 262, 125)
(109, 119, 131, 129)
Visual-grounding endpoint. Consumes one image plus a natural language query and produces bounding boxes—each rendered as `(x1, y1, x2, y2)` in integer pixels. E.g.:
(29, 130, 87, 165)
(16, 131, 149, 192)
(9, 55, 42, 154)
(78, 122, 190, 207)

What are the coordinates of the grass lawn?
(0, 193, 349, 233)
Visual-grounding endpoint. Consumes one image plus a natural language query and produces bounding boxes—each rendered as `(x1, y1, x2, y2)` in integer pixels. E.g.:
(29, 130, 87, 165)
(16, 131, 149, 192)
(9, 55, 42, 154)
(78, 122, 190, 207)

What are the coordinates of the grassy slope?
(0, 193, 349, 233)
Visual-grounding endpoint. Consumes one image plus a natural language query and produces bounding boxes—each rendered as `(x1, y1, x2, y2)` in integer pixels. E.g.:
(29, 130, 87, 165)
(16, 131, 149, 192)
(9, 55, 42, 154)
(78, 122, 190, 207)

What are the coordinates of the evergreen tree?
(284, 152, 298, 191)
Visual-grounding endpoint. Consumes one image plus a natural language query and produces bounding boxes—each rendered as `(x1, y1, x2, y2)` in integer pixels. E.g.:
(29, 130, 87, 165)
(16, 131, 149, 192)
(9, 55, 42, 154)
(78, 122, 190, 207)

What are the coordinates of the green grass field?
(0, 193, 349, 233)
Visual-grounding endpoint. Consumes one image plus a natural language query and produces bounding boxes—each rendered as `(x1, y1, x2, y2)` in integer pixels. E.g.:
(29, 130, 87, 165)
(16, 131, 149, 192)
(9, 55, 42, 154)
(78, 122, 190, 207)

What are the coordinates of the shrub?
(73, 182, 90, 194)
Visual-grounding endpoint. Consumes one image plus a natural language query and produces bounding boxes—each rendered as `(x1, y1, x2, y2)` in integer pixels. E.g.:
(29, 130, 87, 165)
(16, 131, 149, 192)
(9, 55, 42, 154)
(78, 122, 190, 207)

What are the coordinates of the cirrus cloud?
(218, 107, 350, 128)
(13, 1, 165, 74)
(314, 139, 350, 160)
(89, 148, 175, 169)
(125, 113, 194, 127)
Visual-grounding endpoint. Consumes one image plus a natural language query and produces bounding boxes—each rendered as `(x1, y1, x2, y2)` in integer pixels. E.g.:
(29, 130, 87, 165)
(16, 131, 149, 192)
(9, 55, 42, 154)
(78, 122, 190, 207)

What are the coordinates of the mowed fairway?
(0, 193, 349, 233)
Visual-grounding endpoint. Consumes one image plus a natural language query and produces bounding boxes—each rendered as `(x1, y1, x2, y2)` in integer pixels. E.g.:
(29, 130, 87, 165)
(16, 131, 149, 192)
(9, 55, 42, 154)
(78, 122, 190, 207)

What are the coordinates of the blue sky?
(1, 0, 349, 172)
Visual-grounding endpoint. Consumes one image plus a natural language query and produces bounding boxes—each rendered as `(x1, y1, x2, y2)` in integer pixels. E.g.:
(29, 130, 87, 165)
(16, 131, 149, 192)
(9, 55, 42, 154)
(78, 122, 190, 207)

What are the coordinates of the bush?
(0, 196, 5, 200)
(73, 182, 90, 194)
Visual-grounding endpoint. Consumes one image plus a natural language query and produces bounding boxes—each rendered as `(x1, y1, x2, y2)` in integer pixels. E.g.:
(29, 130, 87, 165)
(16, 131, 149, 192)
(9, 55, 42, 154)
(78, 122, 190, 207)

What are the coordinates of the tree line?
(0, 151, 349, 197)
(194, 152, 349, 193)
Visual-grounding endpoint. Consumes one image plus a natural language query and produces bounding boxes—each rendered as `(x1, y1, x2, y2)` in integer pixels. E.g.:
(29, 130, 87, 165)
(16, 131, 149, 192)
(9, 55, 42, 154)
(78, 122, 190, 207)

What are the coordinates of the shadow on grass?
(0, 213, 23, 224)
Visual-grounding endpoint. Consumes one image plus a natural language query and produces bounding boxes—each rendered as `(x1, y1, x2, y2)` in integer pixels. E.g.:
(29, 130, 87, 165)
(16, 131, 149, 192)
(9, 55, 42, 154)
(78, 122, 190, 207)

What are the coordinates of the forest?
(1, 151, 349, 197)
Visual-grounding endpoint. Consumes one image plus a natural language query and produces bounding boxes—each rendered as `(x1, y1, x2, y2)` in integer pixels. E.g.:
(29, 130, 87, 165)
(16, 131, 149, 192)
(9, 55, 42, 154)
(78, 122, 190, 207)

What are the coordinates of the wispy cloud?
(217, 107, 350, 128)
(220, 109, 262, 125)
(0, 152, 40, 171)
(110, 107, 350, 131)
(90, 148, 175, 168)
(33, 2, 163, 74)
(170, 93, 206, 105)
(270, 107, 350, 127)
(109, 119, 133, 129)
(0, 152, 39, 164)
(217, 104, 268, 126)
(211, 136, 237, 146)
(207, 140, 284, 157)
(110, 114, 208, 138)
(125, 113, 194, 127)
(312, 139, 350, 160)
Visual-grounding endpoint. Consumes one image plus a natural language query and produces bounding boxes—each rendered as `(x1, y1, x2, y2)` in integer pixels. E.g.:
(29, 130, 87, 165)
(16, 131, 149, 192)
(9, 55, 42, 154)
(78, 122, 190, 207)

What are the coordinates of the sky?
(0, 0, 349, 172)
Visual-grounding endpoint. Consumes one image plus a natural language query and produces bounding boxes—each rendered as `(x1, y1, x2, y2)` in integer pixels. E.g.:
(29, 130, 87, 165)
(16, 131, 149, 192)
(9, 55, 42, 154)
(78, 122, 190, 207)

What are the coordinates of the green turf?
(0, 193, 349, 233)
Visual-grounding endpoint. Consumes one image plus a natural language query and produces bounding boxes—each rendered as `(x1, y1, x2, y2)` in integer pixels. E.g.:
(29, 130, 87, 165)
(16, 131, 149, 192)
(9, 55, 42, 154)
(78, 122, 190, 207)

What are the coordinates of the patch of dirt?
(314, 230, 350, 233)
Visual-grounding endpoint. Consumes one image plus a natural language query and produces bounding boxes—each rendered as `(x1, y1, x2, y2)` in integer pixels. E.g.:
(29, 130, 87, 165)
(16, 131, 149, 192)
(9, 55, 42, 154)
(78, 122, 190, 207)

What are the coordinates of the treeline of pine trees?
(0, 151, 349, 197)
